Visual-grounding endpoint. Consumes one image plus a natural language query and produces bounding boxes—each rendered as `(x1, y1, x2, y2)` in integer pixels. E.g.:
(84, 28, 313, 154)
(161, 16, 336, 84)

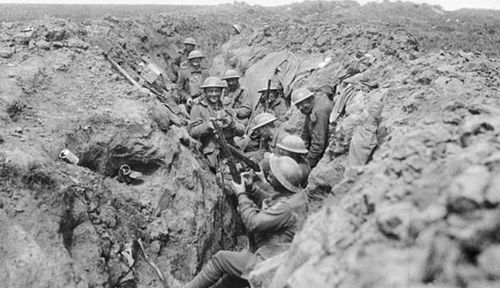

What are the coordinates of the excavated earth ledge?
(1, 1, 500, 288)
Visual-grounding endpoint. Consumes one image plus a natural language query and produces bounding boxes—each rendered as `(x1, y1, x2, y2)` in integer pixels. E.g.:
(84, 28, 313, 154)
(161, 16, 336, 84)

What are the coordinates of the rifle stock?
(228, 144, 260, 172)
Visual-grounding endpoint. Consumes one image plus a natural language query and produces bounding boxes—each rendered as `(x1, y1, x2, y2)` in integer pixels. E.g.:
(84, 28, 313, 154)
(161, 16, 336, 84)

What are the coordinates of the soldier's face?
(296, 97, 314, 115)
(266, 170, 281, 190)
(276, 148, 293, 158)
(185, 44, 195, 53)
(260, 90, 278, 104)
(269, 91, 278, 101)
(226, 78, 239, 90)
(190, 57, 202, 68)
(205, 88, 222, 104)
(258, 124, 274, 138)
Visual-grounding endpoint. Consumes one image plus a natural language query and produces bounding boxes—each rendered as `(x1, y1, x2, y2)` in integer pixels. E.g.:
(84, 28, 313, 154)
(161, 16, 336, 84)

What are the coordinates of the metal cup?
(59, 149, 79, 164)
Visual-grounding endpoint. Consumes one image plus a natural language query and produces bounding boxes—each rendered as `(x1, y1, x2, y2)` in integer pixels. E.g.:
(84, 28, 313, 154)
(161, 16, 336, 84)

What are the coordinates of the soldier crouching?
(182, 155, 307, 288)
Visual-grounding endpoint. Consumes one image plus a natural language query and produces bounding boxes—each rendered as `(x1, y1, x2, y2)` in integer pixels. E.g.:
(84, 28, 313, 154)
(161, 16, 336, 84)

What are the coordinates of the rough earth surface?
(1, 1, 500, 288)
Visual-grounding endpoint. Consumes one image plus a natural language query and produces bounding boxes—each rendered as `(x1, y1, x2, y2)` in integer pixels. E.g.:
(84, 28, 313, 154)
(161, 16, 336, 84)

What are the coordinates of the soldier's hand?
(224, 108, 236, 118)
(242, 171, 254, 188)
(230, 179, 246, 196)
(255, 168, 266, 183)
(210, 117, 223, 128)
(223, 114, 234, 128)
(186, 97, 194, 107)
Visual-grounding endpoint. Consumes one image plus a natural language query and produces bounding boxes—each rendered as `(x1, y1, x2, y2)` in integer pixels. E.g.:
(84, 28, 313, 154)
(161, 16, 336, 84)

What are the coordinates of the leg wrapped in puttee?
(184, 250, 252, 288)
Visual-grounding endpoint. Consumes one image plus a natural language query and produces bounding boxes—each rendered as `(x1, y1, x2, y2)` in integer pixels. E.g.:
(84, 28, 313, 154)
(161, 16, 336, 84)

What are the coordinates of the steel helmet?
(291, 88, 314, 105)
(251, 112, 277, 131)
(183, 37, 197, 46)
(187, 50, 204, 60)
(269, 155, 303, 193)
(222, 69, 240, 80)
(257, 84, 279, 93)
(200, 77, 226, 89)
(276, 134, 308, 154)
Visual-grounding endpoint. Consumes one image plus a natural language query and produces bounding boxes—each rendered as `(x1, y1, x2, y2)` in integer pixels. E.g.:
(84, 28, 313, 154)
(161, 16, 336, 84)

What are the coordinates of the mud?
(1, 1, 500, 288)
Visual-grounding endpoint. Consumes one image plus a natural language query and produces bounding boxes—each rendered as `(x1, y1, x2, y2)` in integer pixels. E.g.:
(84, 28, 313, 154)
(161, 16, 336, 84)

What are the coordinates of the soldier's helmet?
(269, 155, 303, 193)
(183, 37, 197, 46)
(251, 112, 277, 131)
(291, 87, 314, 106)
(276, 135, 308, 154)
(222, 69, 241, 80)
(187, 50, 204, 60)
(200, 77, 226, 89)
(257, 84, 279, 94)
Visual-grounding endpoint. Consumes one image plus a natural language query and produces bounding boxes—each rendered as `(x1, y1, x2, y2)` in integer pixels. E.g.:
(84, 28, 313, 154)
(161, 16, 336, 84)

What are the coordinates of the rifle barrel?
(264, 79, 271, 113)
(228, 145, 260, 172)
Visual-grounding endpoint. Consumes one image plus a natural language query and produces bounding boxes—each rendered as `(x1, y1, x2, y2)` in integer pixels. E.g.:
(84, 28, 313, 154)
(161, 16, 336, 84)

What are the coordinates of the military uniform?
(177, 66, 210, 104)
(301, 94, 333, 168)
(222, 86, 252, 121)
(255, 97, 289, 127)
(184, 187, 307, 288)
(243, 130, 279, 163)
(189, 99, 245, 169)
(170, 49, 190, 83)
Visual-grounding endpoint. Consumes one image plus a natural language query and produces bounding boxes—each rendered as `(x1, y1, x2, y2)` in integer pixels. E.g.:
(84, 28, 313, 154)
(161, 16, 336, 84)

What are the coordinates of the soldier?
(255, 83, 289, 127)
(189, 77, 245, 171)
(170, 37, 197, 83)
(221, 69, 252, 124)
(275, 134, 311, 187)
(183, 155, 307, 288)
(242, 112, 279, 162)
(177, 50, 210, 109)
(291, 87, 333, 168)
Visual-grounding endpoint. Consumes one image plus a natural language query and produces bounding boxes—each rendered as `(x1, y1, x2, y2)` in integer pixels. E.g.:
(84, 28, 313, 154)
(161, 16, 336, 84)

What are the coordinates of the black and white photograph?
(0, 0, 499, 287)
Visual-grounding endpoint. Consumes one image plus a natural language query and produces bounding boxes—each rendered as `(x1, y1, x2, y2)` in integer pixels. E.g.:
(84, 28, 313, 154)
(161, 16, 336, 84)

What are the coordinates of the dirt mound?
(1, 2, 500, 288)
(0, 13, 244, 287)
(263, 49, 500, 288)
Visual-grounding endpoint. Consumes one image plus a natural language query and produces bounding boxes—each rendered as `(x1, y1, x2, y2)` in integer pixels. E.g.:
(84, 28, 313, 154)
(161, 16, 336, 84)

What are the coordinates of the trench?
(52, 23, 252, 286)
(1, 3, 460, 288)
(52, 8, 363, 287)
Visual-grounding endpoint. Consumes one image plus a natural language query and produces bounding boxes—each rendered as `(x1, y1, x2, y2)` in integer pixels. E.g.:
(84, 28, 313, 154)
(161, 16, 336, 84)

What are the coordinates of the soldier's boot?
(184, 259, 222, 288)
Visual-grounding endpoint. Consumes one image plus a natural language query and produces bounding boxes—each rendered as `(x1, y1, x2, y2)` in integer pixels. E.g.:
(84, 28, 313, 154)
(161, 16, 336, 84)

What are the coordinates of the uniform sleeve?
(189, 105, 211, 139)
(170, 54, 182, 82)
(234, 89, 252, 119)
(307, 108, 330, 167)
(177, 70, 189, 103)
(248, 182, 272, 207)
(232, 120, 245, 137)
(237, 194, 293, 233)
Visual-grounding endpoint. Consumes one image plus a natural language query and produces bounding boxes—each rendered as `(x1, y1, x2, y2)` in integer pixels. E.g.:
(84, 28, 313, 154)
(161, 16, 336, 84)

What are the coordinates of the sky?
(0, 0, 499, 11)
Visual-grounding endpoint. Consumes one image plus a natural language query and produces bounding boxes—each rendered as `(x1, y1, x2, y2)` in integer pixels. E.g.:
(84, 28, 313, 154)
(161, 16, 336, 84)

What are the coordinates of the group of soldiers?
(168, 37, 333, 288)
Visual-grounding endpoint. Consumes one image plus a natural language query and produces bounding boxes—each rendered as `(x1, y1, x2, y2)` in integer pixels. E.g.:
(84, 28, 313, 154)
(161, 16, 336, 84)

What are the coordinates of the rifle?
(211, 118, 257, 252)
(211, 118, 241, 184)
(264, 79, 271, 113)
(228, 144, 260, 172)
(104, 51, 189, 126)
(244, 79, 271, 135)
